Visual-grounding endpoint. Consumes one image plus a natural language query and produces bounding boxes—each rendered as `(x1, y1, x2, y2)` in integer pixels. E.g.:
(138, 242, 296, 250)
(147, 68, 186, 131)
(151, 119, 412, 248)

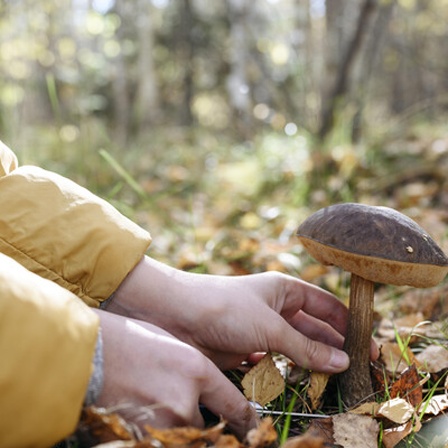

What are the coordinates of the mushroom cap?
(297, 203, 448, 287)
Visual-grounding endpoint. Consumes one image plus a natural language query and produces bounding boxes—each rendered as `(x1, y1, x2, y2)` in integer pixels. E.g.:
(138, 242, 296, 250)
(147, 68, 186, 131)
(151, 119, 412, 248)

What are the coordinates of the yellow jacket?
(0, 141, 151, 447)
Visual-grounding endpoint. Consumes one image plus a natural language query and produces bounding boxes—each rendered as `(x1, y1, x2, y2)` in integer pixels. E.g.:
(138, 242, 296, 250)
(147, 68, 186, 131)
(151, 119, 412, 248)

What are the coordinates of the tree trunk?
(318, 0, 378, 141)
(134, 0, 160, 133)
(351, 0, 396, 143)
(177, 0, 194, 126)
(111, 0, 132, 145)
(226, 0, 252, 137)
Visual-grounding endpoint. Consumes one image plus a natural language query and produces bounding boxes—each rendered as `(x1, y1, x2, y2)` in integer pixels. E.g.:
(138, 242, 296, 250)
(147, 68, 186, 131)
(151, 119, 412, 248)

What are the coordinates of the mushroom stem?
(338, 273, 375, 407)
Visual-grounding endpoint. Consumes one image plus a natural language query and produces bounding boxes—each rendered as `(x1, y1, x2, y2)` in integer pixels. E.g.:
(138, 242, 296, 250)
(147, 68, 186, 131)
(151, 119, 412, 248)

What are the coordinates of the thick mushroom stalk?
(339, 273, 374, 407)
(296, 203, 448, 408)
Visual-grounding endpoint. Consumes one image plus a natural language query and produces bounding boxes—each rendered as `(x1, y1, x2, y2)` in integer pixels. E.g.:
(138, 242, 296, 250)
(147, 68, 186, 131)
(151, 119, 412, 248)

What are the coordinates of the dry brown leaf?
(214, 434, 242, 448)
(245, 417, 277, 448)
(416, 344, 448, 373)
(398, 285, 448, 320)
(382, 421, 413, 448)
(376, 313, 427, 344)
(281, 433, 326, 448)
(307, 372, 330, 410)
(377, 398, 415, 424)
(389, 364, 423, 407)
(332, 413, 379, 448)
(241, 353, 285, 406)
(371, 360, 388, 394)
(80, 407, 135, 443)
(350, 402, 381, 416)
(144, 420, 226, 448)
(306, 417, 334, 444)
(380, 342, 418, 374)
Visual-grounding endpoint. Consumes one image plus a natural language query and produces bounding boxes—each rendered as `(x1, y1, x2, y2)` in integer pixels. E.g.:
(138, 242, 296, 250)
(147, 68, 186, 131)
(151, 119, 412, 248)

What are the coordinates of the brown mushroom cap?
(297, 203, 448, 288)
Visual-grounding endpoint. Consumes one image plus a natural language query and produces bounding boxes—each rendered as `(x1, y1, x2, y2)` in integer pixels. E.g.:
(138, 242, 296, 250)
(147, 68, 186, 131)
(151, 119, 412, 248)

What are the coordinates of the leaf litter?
(71, 134, 448, 447)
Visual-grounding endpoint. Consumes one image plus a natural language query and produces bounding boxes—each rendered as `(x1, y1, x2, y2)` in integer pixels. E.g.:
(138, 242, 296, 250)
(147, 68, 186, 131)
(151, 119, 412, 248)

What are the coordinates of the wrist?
(105, 255, 178, 321)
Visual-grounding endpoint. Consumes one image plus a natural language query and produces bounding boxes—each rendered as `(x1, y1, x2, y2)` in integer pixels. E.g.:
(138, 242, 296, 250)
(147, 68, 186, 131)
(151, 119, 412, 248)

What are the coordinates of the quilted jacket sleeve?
(0, 253, 99, 447)
(0, 143, 152, 307)
(0, 141, 152, 446)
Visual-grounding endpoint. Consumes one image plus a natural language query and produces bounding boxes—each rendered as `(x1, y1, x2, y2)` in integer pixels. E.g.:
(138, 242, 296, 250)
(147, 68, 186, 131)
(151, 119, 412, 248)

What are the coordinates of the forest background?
(3, 0, 448, 445)
(2, 0, 448, 271)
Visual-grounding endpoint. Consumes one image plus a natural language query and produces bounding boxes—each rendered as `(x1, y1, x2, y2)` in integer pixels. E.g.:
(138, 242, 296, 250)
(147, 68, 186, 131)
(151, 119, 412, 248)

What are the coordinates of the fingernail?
(329, 350, 349, 371)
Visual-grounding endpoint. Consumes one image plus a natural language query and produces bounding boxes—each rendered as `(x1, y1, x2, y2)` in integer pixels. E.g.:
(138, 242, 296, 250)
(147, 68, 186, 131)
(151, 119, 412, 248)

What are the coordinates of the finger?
(246, 352, 267, 365)
(143, 404, 205, 430)
(268, 314, 349, 373)
(290, 310, 379, 361)
(289, 311, 345, 349)
(295, 280, 380, 361)
(285, 279, 349, 336)
(199, 370, 259, 440)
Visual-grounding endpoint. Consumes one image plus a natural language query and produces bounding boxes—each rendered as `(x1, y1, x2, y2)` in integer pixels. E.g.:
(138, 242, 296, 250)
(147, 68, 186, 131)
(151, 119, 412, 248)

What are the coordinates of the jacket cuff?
(84, 328, 104, 406)
(0, 165, 152, 307)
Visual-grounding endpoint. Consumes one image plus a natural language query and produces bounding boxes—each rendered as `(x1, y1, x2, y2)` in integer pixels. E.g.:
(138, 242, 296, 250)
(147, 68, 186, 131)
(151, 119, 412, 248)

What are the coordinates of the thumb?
(269, 316, 349, 373)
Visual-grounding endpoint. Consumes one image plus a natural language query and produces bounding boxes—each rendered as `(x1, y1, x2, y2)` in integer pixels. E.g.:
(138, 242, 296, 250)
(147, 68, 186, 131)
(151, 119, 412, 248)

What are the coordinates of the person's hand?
(106, 256, 379, 372)
(92, 309, 258, 439)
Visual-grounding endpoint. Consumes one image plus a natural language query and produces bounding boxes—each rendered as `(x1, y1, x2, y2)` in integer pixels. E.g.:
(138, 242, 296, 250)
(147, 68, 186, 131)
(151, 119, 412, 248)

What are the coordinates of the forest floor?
(43, 121, 448, 448)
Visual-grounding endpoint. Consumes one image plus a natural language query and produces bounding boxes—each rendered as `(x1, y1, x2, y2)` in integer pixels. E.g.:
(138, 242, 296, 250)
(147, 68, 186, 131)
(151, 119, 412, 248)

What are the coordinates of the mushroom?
(296, 203, 448, 407)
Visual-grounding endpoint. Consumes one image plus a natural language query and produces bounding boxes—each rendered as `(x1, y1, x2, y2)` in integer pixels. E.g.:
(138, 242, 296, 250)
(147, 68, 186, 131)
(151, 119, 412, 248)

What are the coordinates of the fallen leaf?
(350, 402, 381, 416)
(79, 407, 135, 443)
(307, 372, 330, 410)
(144, 420, 226, 448)
(382, 420, 415, 448)
(389, 364, 422, 407)
(246, 417, 277, 448)
(419, 394, 448, 416)
(377, 398, 415, 424)
(306, 418, 334, 444)
(380, 342, 418, 374)
(371, 360, 388, 394)
(215, 434, 243, 448)
(332, 413, 379, 448)
(241, 353, 285, 406)
(416, 344, 448, 373)
(393, 313, 427, 328)
(281, 433, 326, 448)
(376, 314, 425, 344)
(398, 285, 448, 320)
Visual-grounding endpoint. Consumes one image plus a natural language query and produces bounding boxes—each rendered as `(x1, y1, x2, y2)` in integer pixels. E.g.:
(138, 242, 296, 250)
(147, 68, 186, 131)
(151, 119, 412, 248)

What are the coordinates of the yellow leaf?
(350, 401, 381, 416)
(241, 354, 284, 406)
(307, 372, 330, 410)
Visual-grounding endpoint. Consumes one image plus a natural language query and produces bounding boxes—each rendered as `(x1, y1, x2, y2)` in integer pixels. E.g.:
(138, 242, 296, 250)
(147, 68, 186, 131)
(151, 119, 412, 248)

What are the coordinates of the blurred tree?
(177, 0, 195, 126)
(226, 0, 252, 137)
(318, 0, 378, 141)
(110, 0, 133, 145)
(351, 0, 396, 143)
(2, 0, 448, 149)
(134, 0, 160, 131)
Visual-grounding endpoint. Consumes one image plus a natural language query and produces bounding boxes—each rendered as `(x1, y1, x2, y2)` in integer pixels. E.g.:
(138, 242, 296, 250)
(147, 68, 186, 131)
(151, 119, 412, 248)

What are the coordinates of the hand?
(92, 309, 258, 438)
(106, 256, 379, 372)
